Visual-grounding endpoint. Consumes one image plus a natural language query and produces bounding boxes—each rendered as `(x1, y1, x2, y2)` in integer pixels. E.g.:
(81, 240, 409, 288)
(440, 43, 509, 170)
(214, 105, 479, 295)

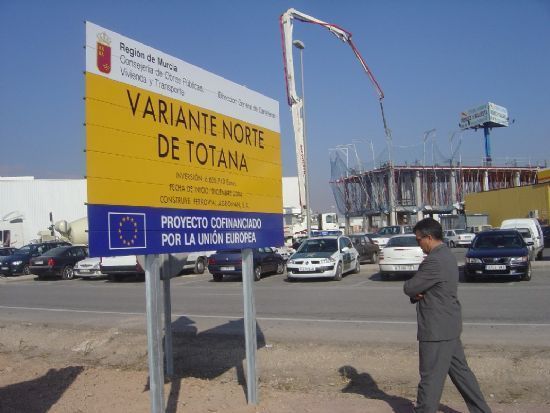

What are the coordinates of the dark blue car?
(207, 247, 285, 282)
(464, 230, 531, 282)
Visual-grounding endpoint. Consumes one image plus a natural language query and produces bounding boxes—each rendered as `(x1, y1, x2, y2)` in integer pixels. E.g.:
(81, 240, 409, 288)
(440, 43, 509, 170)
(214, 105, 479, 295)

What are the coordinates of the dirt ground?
(1, 322, 550, 413)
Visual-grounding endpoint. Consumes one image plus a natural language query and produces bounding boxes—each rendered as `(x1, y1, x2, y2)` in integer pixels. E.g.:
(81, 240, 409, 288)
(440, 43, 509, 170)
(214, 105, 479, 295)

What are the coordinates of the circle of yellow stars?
(118, 216, 139, 246)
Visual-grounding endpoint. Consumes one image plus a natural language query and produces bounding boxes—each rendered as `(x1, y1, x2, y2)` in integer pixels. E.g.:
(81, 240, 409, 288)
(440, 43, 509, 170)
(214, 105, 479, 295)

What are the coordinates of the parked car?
(0, 241, 71, 276)
(208, 247, 285, 282)
(74, 257, 106, 279)
(370, 225, 413, 248)
(443, 229, 475, 248)
(0, 247, 16, 257)
(100, 255, 144, 281)
(348, 233, 380, 263)
(378, 234, 426, 280)
(515, 227, 536, 260)
(464, 230, 531, 282)
(500, 218, 544, 260)
(30, 245, 88, 280)
(286, 235, 360, 281)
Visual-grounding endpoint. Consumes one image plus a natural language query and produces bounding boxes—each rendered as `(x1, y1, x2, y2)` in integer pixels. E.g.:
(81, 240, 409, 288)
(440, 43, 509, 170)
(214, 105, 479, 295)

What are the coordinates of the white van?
(500, 218, 544, 260)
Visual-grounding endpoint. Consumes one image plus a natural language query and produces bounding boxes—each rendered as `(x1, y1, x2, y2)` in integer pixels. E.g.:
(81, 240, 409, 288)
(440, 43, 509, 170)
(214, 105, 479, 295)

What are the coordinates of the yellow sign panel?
(86, 73, 282, 214)
(538, 168, 550, 184)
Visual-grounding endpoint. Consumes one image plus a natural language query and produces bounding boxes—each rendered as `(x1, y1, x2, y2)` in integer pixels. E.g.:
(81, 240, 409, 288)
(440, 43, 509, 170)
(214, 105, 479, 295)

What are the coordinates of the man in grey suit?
(404, 218, 491, 413)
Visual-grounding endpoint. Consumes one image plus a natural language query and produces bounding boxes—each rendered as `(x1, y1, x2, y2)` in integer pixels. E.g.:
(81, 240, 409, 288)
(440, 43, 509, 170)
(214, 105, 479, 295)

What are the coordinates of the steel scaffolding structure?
(330, 159, 540, 225)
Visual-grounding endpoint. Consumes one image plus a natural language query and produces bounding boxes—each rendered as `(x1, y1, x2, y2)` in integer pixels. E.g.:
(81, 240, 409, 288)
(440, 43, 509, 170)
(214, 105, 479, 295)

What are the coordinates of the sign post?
(241, 248, 257, 403)
(85, 22, 282, 408)
(161, 255, 174, 378)
(144, 254, 164, 412)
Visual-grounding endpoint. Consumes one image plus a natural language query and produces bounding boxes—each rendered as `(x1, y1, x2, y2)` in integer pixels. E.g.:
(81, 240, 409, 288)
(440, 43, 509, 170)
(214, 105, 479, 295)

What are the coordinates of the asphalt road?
(2, 248, 550, 346)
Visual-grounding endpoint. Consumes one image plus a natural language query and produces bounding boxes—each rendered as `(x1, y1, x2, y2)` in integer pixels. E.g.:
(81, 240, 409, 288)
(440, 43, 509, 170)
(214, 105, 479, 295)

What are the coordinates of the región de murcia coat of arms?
(96, 32, 111, 74)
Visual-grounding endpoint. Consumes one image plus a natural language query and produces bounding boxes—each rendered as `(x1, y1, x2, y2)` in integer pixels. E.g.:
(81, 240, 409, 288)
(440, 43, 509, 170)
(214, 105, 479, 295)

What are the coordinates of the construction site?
(329, 155, 543, 230)
(280, 11, 548, 233)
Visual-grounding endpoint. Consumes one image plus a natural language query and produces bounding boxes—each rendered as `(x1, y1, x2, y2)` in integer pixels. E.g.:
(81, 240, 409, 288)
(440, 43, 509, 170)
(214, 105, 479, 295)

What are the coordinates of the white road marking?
(1, 305, 549, 327)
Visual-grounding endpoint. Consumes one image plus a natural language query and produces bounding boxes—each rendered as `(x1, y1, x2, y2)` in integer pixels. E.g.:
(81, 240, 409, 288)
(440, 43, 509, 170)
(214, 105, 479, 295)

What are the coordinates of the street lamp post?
(293, 39, 311, 237)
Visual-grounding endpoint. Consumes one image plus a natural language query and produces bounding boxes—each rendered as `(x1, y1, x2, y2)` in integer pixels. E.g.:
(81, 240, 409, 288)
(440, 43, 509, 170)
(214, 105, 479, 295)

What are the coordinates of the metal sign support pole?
(241, 248, 258, 404)
(161, 254, 174, 378)
(145, 254, 165, 412)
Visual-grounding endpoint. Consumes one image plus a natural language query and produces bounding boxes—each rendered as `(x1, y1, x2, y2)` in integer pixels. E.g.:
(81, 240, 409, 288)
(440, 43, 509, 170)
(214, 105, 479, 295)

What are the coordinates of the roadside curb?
(0, 274, 36, 283)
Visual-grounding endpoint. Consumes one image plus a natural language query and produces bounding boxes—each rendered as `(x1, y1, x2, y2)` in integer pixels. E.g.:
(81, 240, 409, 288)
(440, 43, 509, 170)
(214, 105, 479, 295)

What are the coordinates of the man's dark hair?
(413, 218, 443, 240)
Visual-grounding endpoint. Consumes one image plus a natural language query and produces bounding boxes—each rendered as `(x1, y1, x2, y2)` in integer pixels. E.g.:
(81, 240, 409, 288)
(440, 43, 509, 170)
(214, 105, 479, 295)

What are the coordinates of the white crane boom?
(280, 8, 390, 212)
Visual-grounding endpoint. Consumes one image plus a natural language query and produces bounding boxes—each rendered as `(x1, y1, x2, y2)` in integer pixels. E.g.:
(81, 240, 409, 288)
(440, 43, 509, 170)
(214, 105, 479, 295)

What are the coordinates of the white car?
(74, 257, 106, 279)
(286, 235, 360, 281)
(443, 229, 475, 248)
(379, 234, 426, 280)
(516, 227, 536, 260)
(371, 225, 413, 248)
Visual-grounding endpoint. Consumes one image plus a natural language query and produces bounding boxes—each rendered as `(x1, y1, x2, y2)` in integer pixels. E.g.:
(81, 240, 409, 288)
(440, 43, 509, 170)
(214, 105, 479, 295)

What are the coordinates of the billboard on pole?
(85, 22, 283, 256)
(459, 102, 509, 130)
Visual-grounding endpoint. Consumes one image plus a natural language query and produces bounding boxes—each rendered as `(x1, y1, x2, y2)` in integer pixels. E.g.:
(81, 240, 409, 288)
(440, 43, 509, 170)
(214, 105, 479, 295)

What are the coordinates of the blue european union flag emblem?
(108, 212, 147, 250)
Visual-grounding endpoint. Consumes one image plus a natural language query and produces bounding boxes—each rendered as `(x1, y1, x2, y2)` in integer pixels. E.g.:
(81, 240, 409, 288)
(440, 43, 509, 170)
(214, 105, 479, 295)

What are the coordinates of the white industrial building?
(0, 177, 86, 247)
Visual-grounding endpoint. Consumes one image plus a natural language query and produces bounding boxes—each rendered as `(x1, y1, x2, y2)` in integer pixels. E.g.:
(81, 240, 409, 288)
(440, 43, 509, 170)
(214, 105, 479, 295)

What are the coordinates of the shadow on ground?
(338, 365, 461, 413)
(0, 366, 84, 413)
(157, 316, 265, 412)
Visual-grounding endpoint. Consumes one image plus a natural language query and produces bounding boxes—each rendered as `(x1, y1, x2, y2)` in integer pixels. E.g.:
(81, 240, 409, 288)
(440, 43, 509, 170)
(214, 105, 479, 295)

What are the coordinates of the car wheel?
(464, 269, 474, 282)
(276, 262, 285, 274)
(536, 249, 543, 261)
(449, 241, 455, 248)
(212, 273, 223, 282)
(286, 274, 296, 282)
(61, 266, 74, 280)
(353, 259, 360, 274)
(23, 265, 31, 275)
(371, 252, 379, 264)
(194, 257, 206, 274)
(521, 263, 532, 281)
(254, 266, 262, 281)
(333, 262, 343, 281)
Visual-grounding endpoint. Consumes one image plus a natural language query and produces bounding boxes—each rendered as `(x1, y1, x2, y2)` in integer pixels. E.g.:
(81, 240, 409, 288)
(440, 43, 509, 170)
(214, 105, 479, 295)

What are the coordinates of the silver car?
(74, 257, 106, 279)
(443, 229, 475, 248)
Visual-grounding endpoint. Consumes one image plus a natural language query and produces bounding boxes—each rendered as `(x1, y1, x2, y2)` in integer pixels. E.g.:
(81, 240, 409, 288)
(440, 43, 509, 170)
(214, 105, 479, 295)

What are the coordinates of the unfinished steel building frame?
(330, 158, 539, 228)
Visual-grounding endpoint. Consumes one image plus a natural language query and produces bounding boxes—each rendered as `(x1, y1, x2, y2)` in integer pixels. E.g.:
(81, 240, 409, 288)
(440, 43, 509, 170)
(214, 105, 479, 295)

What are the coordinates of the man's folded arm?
(403, 258, 440, 298)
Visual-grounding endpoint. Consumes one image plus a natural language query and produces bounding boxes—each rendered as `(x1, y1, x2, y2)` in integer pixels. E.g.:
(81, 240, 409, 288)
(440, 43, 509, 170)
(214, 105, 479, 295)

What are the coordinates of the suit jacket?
(403, 243, 462, 341)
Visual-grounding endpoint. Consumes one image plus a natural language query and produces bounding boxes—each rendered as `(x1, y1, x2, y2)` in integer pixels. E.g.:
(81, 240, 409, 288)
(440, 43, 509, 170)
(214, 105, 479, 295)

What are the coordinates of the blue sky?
(1, 0, 549, 211)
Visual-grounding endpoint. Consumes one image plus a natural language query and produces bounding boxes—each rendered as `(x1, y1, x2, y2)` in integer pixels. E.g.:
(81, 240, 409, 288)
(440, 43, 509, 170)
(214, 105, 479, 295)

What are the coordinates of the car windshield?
(15, 245, 33, 254)
(387, 236, 418, 247)
(455, 229, 467, 235)
(378, 226, 400, 235)
(472, 234, 524, 249)
(216, 249, 241, 254)
(517, 228, 532, 239)
(298, 239, 338, 253)
(42, 246, 71, 257)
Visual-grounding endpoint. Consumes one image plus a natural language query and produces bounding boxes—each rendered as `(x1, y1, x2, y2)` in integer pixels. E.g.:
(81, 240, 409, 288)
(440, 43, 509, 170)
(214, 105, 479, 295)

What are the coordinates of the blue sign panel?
(88, 204, 283, 257)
